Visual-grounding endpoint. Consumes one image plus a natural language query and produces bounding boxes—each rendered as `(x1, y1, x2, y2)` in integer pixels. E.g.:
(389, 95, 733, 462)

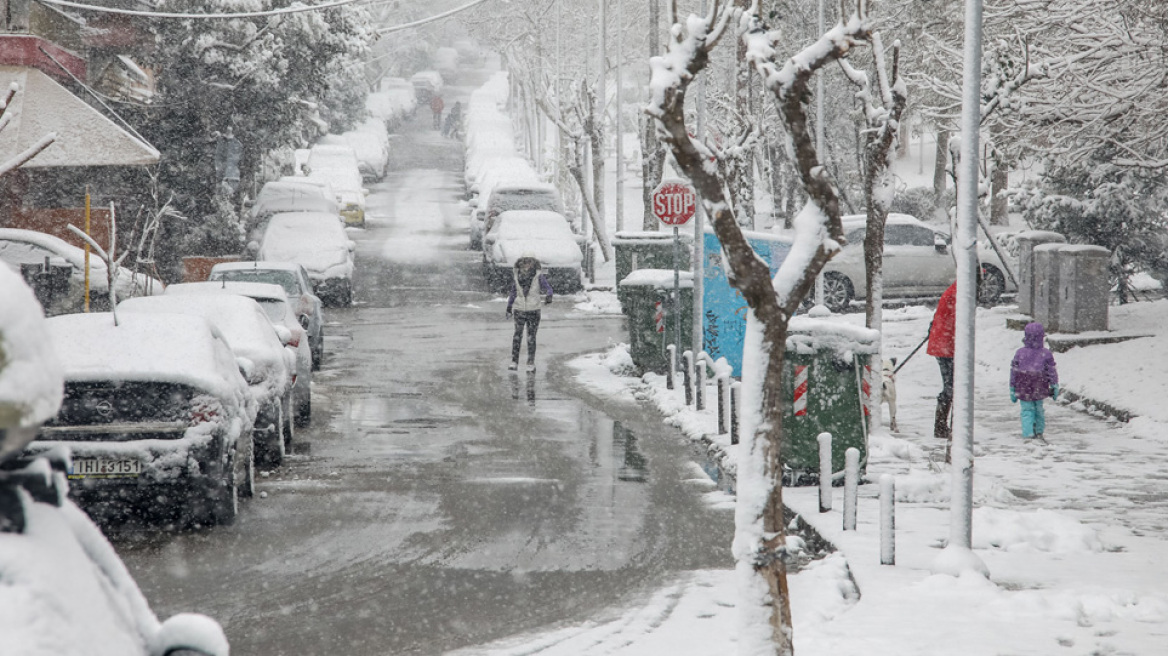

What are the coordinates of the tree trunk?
(990, 158, 1009, 225)
(933, 129, 950, 221)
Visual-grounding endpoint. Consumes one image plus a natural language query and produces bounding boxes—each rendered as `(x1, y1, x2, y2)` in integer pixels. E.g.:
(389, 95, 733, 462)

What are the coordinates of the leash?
(893, 329, 931, 374)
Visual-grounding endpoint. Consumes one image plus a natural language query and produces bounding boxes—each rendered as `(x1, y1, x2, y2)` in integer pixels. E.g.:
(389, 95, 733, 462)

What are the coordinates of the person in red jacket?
(928, 281, 957, 438)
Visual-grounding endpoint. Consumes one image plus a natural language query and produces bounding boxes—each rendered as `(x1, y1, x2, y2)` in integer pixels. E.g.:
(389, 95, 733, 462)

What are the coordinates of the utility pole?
(934, 0, 989, 579)
(811, 0, 828, 313)
(734, 0, 753, 229)
(615, 0, 624, 232)
(642, 0, 663, 230)
(693, 0, 707, 396)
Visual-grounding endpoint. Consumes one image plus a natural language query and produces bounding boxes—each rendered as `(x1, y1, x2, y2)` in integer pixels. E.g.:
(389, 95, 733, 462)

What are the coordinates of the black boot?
(934, 399, 952, 439)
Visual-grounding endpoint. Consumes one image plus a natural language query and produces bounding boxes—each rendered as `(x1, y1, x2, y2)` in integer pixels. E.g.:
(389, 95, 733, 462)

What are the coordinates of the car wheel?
(822, 272, 854, 313)
(210, 453, 239, 526)
(978, 264, 1006, 306)
(296, 390, 311, 427)
(258, 404, 285, 467)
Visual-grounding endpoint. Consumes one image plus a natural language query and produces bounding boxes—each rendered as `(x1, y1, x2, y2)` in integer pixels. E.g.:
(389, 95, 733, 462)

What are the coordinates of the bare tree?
(647, 1, 878, 651)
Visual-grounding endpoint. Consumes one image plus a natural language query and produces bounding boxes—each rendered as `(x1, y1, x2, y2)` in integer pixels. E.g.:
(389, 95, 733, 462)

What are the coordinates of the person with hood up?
(506, 254, 553, 371)
(1010, 321, 1060, 440)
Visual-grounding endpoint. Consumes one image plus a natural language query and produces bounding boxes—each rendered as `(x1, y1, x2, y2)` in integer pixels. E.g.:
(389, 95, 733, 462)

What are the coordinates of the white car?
(320, 118, 390, 182)
(0, 228, 163, 314)
(484, 210, 583, 293)
(118, 294, 296, 467)
(817, 213, 1016, 312)
(1, 266, 229, 656)
(28, 311, 255, 524)
(208, 261, 325, 369)
(250, 179, 339, 220)
(165, 281, 313, 427)
(256, 211, 356, 307)
(306, 144, 366, 227)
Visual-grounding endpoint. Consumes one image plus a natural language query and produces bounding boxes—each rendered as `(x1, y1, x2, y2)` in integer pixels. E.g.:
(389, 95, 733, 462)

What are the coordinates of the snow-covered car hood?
(495, 239, 583, 268)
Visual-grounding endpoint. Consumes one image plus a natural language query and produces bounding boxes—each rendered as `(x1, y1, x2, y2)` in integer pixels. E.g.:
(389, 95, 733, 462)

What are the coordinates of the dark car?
(25, 312, 255, 526)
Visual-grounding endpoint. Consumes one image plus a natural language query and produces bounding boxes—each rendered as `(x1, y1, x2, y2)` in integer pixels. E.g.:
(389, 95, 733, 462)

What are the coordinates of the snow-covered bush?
(1021, 146, 1168, 303)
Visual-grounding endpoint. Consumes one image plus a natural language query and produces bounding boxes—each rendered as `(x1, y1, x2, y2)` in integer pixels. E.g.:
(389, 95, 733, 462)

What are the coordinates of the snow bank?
(973, 507, 1106, 554)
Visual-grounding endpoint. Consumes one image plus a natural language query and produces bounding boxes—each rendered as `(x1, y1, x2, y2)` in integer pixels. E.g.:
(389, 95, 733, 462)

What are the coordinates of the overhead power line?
(33, 0, 374, 20)
(376, 0, 496, 35)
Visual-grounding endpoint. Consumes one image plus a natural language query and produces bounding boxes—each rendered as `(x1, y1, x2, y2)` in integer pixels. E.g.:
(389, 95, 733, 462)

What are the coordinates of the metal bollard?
(716, 373, 728, 434)
(665, 344, 676, 390)
(880, 474, 895, 565)
(696, 352, 708, 411)
(843, 448, 859, 531)
(818, 432, 832, 513)
(682, 350, 694, 405)
(730, 381, 741, 445)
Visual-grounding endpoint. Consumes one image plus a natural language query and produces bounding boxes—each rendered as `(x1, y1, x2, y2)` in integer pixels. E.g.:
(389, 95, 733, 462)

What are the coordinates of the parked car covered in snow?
(483, 210, 583, 293)
(466, 157, 541, 250)
(434, 46, 460, 82)
(118, 294, 295, 466)
(165, 281, 313, 427)
(255, 211, 356, 307)
(25, 311, 255, 525)
(482, 182, 571, 236)
(410, 70, 444, 104)
(1, 266, 230, 656)
(367, 76, 417, 130)
(320, 118, 391, 182)
(250, 179, 339, 220)
(816, 213, 1017, 313)
(305, 144, 367, 227)
(208, 261, 325, 368)
(0, 228, 162, 314)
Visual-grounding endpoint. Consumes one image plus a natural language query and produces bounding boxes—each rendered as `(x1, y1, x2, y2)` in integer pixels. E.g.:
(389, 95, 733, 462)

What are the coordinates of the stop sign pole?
(652, 179, 697, 387)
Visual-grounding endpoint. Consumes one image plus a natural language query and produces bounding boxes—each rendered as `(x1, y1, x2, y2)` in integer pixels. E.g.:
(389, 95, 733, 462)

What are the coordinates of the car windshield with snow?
(208, 261, 325, 368)
(165, 281, 313, 429)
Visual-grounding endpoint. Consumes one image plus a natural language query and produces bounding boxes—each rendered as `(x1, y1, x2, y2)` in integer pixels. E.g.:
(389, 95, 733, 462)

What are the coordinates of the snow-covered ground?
(451, 293, 1168, 655)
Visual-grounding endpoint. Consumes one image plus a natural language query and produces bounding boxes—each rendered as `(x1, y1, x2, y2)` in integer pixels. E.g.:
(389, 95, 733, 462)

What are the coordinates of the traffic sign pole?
(651, 179, 696, 387)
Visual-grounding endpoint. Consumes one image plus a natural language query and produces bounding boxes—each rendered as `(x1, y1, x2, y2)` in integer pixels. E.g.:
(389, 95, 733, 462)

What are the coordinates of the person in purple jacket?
(506, 255, 553, 372)
(1010, 322, 1060, 440)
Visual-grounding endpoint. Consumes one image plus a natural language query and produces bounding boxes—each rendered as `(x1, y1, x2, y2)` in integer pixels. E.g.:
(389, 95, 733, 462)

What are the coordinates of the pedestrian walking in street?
(506, 255, 553, 372)
(430, 94, 445, 130)
(442, 101, 463, 138)
(1010, 321, 1060, 440)
(928, 280, 957, 439)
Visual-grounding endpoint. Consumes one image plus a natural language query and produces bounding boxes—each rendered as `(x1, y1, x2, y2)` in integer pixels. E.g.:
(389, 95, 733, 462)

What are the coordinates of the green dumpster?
(780, 317, 880, 485)
(620, 269, 693, 373)
(613, 231, 692, 312)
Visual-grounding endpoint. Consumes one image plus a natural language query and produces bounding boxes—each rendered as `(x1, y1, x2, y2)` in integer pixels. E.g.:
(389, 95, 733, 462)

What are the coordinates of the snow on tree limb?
(0, 133, 56, 176)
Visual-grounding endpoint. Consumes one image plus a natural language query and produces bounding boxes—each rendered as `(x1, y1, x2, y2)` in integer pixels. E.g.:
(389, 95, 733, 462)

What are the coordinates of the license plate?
(69, 458, 141, 479)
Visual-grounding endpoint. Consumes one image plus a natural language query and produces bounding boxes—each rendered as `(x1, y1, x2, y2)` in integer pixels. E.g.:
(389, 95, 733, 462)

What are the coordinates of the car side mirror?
(298, 314, 310, 330)
(934, 236, 948, 253)
(236, 357, 259, 384)
(273, 325, 293, 347)
(152, 613, 229, 656)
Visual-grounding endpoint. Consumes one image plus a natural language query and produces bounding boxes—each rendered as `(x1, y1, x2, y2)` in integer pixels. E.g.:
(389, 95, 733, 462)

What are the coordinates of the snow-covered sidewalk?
(487, 296, 1168, 655)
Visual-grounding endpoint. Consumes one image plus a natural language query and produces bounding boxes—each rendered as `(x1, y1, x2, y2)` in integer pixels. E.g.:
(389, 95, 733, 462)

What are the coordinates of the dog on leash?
(882, 358, 898, 432)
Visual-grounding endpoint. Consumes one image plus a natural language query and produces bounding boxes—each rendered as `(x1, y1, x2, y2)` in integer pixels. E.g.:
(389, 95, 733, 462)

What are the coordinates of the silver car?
(817, 213, 1015, 312)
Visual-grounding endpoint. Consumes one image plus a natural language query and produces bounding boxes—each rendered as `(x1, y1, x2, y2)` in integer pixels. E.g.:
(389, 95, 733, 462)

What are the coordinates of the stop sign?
(651, 180, 697, 227)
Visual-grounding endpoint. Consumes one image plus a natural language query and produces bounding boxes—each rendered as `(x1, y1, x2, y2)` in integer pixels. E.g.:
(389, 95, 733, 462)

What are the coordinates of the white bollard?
(730, 381, 741, 445)
(818, 432, 832, 513)
(682, 350, 694, 405)
(716, 373, 728, 434)
(880, 474, 895, 565)
(843, 448, 859, 531)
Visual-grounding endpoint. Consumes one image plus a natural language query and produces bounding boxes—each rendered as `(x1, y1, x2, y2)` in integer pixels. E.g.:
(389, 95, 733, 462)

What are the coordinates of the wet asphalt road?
(113, 68, 733, 655)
